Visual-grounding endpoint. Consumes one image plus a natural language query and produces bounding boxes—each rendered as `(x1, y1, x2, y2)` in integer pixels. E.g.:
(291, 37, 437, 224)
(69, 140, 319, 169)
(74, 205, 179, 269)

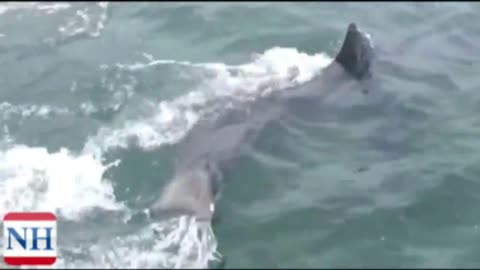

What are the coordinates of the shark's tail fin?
(148, 168, 217, 222)
(335, 23, 374, 80)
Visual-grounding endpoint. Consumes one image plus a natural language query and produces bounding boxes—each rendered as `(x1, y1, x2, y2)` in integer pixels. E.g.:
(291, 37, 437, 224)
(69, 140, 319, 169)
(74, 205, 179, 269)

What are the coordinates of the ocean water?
(0, 2, 479, 268)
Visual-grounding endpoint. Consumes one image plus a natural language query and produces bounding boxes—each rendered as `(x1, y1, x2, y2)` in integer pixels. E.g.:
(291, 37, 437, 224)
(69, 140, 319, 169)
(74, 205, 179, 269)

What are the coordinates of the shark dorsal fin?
(335, 23, 374, 80)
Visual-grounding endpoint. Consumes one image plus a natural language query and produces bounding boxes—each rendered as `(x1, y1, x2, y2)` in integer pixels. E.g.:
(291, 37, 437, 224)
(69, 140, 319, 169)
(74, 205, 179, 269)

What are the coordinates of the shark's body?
(149, 23, 376, 222)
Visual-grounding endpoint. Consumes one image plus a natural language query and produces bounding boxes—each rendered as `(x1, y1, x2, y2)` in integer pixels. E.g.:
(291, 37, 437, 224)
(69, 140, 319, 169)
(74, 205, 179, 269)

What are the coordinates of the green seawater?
(0, 2, 479, 268)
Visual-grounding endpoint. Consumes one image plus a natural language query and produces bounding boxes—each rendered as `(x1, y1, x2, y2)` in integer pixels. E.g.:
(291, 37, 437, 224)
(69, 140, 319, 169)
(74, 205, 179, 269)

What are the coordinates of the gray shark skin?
(149, 23, 376, 222)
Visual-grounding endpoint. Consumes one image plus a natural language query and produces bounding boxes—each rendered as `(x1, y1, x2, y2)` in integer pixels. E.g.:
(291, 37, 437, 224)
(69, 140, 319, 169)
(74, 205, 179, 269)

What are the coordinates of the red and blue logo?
(2, 212, 57, 266)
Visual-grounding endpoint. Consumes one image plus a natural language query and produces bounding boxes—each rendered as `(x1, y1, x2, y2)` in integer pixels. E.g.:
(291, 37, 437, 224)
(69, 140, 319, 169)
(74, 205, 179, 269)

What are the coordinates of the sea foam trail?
(0, 47, 333, 269)
(84, 47, 332, 154)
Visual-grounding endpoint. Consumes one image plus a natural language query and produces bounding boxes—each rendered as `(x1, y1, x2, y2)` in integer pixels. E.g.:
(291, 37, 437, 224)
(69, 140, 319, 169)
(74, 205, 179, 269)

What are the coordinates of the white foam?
(0, 145, 124, 221)
(0, 2, 70, 16)
(0, 2, 36, 15)
(55, 216, 220, 269)
(85, 47, 333, 153)
(57, 2, 109, 38)
(0, 125, 14, 148)
(0, 2, 108, 42)
(0, 101, 103, 122)
(35, 2, 71, 14)
(79, 101, 98, 115)
(0, 102, 71, 120)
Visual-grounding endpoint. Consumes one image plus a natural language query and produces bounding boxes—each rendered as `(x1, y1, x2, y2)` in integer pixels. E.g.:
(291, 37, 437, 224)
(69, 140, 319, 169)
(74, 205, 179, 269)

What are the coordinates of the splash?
(0, 145, 123, 221)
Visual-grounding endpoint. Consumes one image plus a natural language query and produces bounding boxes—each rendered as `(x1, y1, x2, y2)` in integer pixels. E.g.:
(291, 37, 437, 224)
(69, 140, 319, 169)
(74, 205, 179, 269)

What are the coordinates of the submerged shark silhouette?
(148, 22, 376, 222)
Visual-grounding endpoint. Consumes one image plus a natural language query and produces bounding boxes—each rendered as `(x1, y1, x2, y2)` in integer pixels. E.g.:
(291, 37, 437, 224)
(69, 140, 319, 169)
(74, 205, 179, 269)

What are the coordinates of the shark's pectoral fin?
(335, 23, 374, 80)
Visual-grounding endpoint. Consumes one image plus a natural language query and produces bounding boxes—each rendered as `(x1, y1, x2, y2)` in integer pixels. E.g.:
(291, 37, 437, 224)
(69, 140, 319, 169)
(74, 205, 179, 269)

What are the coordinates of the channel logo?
(2, 212, 57, 266)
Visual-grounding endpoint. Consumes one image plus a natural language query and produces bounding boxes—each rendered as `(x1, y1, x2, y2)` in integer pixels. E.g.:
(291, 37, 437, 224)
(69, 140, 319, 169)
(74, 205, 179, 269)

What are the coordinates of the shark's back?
(152, 22, 376, 222)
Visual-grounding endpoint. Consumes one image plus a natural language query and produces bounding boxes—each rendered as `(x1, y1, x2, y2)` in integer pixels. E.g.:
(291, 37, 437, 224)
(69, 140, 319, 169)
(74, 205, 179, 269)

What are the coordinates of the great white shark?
(147, 22, 376, 222)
